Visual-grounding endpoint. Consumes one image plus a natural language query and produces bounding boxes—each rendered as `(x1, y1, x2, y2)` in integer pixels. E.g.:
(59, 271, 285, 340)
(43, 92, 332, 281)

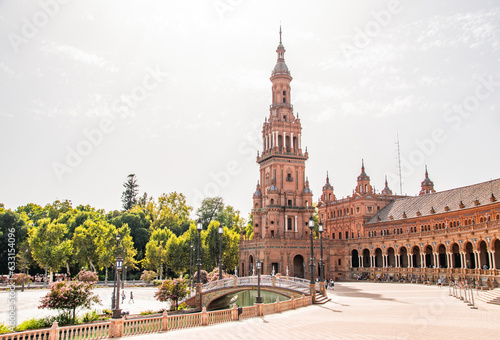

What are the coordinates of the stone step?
(314, 294, 331, 305)
(477, 288, 500, 304)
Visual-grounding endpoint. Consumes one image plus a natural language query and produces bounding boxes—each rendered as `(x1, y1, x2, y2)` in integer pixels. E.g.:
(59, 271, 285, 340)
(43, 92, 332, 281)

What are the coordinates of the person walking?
(121, 290, 126, 303)
(129, 291, 134, 303)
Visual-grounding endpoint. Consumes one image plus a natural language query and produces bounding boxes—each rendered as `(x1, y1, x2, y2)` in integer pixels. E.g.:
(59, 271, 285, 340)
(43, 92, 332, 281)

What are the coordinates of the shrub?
(14, 317, 52, 331)
(78, 270, 98, 282)
(51, 313, 73, 326)
(102, 309, 113, 316)
(0, 323, 13, 334)
(140, 270, 156, 284)
(80, 310, 100, 323)
(177, 302, 189, 310)
(10, 273, 33, 285)
(152, 279, 163, 286)
(193, 270, 208, 284)
(207, 268, 232, 282)
(140, 310, 155, 315)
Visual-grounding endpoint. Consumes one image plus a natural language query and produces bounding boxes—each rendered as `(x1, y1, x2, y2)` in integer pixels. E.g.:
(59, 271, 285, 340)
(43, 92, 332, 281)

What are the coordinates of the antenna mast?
(396, 133, 403, 195)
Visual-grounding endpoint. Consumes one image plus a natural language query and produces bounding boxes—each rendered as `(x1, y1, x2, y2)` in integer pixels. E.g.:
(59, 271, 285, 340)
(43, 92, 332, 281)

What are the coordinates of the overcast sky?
(1, 0, 499, 219)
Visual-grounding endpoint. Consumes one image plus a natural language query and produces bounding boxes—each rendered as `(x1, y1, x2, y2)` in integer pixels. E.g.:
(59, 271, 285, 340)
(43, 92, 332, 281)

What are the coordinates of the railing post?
(272, 276, 276, 287)
(291, 295, 295, 309)
(201, 307, 208, 326)
(48, 321, 59, 340)
(109, 318, 124, 338)
(231, 304, 238, 321)
(161, 311, 168, 331)
(257, 303, 264, 316)
(233, 276, 237, 287)
(196, 283, 203, 310)
(310, 284, 316, 303)
(276, 297, 280, 313)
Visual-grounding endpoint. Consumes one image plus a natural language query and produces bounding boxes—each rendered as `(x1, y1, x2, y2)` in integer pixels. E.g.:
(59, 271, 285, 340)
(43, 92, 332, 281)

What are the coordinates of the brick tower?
(252, 26, 314, 241)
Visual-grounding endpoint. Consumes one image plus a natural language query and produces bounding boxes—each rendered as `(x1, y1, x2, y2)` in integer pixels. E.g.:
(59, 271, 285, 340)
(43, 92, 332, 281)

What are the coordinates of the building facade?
(238, 30, 500, 286)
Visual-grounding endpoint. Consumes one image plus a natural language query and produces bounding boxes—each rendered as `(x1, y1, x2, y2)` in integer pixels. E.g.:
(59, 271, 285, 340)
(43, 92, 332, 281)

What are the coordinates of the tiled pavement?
(3, 282, 500, 339)
(130, 282, 500, 340)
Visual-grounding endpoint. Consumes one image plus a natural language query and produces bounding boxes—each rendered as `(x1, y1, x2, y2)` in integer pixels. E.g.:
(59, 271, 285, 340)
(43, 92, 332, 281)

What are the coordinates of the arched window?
(282, 90, 286, 103)
(270, 198, 274, 205)
(364, 184, 368, 192)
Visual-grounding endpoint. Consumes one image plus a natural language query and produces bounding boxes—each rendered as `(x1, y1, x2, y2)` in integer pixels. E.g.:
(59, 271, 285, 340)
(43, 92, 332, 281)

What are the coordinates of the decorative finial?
(425, 165, 429, 178)
(279, 24, 282, 44)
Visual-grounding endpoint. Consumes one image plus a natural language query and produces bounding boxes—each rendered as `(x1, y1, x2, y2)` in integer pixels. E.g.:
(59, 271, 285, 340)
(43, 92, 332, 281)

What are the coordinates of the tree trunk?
(66, 262, 71, 276)
(105, 267, 108, 285)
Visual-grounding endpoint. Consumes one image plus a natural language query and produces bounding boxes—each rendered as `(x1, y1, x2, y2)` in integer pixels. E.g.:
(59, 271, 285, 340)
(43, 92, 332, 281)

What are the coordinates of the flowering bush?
(207, 267, 232, 282)
(140, 270, 156, 284)
(39, 280, 101, 323)
(77, 270, 98, 282)
(193, 270, 208, 284)
(154, 278, 189, 310)
(10, 273, 33, 285)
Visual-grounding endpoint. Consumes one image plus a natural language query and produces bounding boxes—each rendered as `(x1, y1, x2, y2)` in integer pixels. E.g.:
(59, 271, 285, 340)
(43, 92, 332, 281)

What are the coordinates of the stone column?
(408, 254, 412, 268)
(285, 214, 288, 233)
(359, 255, 363, 268)
(298, 133, 301, 149)
(460, 252, 466, 269)
(474, 251, 480, 269)
(295, 216, 298, 232)
(290, 132, 294, 151)
(491, 251, 496, 270)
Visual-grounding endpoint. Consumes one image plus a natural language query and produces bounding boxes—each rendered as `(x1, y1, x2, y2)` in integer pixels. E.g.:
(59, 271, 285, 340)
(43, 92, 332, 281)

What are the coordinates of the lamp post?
(308, 216, 315, 285)
(111, 235, 120, 310)
(319, 222, 324, 282)
(218, 224, 223, 280)
(21, 247, 28, 292)
(159, 246, 163, 281)
(189, 242, 193, 288)
(196, 219, 203, 284)
(112, 255, 123, 319)
(255, 260, 262, 304)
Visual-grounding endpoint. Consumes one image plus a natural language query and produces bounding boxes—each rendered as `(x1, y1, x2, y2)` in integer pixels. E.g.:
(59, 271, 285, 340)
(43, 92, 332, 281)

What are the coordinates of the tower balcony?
(257, 148, 308, 163)
(270, 103, 293, 110)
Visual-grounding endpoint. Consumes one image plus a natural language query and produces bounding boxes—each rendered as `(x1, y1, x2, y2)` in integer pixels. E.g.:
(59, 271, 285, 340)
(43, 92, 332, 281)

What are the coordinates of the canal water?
(233, 290, 290, 307)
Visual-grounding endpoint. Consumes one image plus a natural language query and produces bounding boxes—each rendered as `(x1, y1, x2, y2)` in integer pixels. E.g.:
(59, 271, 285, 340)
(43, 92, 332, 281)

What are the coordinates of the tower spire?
(279, 24, 282, 44)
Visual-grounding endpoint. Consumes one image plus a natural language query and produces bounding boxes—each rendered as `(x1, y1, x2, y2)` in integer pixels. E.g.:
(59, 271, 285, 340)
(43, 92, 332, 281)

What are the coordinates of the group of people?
(121, 290, 135, 304)
(316, 277, 335, 290)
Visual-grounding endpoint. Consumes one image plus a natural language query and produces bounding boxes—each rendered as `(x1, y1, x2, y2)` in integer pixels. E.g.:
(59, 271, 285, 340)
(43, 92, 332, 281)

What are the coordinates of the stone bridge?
(185, 275, 321, 310)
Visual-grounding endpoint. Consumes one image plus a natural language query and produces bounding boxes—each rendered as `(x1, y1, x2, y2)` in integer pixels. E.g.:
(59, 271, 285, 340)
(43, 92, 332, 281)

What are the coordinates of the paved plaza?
(2, 282, 500, 339)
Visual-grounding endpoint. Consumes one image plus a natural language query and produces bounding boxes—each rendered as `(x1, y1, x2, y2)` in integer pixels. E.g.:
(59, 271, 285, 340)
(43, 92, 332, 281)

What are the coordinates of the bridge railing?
(200, 276, 311, 294)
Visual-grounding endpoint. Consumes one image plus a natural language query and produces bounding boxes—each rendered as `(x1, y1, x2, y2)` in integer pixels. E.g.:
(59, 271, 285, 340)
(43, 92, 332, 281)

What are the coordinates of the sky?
(1, 0, 499, 219)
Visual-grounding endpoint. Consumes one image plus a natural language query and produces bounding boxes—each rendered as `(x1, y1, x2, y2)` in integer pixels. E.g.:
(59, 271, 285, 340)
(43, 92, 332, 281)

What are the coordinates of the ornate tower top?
(419, 165, 436, 195)
(272, 25, 291, 78)
(355, 159, 373, 195)
(381, 175, 393, 195)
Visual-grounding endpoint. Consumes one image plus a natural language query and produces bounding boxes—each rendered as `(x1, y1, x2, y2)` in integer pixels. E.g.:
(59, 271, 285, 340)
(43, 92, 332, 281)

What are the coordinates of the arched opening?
(412, 246, 421, 268)
(375, 248, 383, 267)
(285, 135, 291, 152)
(399, 247, 408, 268)
(479, 241, 490, 269)
(249, 255, 254, 275)
(351, 249, 359, 268)
(465, 242, 475, 269)
(387, 247, 395, 267)
(495, 239, 500, 269)
(287, 217, 292, 231)
(293, 136, 297, 150)
(425, 245, 433, 268)
(452, 243, 461, 268)
(438, 244, 447, 268)
(362, 249, 370, 268)
(278, 135, 283, 151)
(282, 90, 286, 103)
(293, 254, 305, 278)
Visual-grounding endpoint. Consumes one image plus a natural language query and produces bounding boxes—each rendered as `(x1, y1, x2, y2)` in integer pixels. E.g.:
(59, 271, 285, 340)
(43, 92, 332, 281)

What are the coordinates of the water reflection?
(234, 290, 290, 307)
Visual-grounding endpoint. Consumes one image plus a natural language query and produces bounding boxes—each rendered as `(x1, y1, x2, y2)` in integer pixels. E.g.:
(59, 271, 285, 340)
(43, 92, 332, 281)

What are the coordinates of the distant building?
(239, 29, 500, 285)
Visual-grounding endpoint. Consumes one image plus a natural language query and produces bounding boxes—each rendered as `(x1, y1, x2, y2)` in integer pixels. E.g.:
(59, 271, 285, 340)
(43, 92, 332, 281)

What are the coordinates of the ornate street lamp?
(111, 235, 120, 310)
(308, 216, 315, 284)
(255, 260, 262, 304)
(196, 219, 203, 284)
(189, 242, 193, 288)
(21, 247, 28, 292)
(159, 246, 163, 281)
(319, 222, 324, 282)
(218, 224, 224, 280)
(112, 255, 123, 319)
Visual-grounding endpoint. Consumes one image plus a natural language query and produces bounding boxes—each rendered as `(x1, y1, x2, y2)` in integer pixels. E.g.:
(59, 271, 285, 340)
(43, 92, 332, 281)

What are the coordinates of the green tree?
(121, 174, 139, 211)
(39, 280, 101, 323)
(196, 197, 224, 229)
(28, 218, 73, 278)
(143, 228, 174, 272)
(0, 209, 28, 273)
(110, 209, 150, 260)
